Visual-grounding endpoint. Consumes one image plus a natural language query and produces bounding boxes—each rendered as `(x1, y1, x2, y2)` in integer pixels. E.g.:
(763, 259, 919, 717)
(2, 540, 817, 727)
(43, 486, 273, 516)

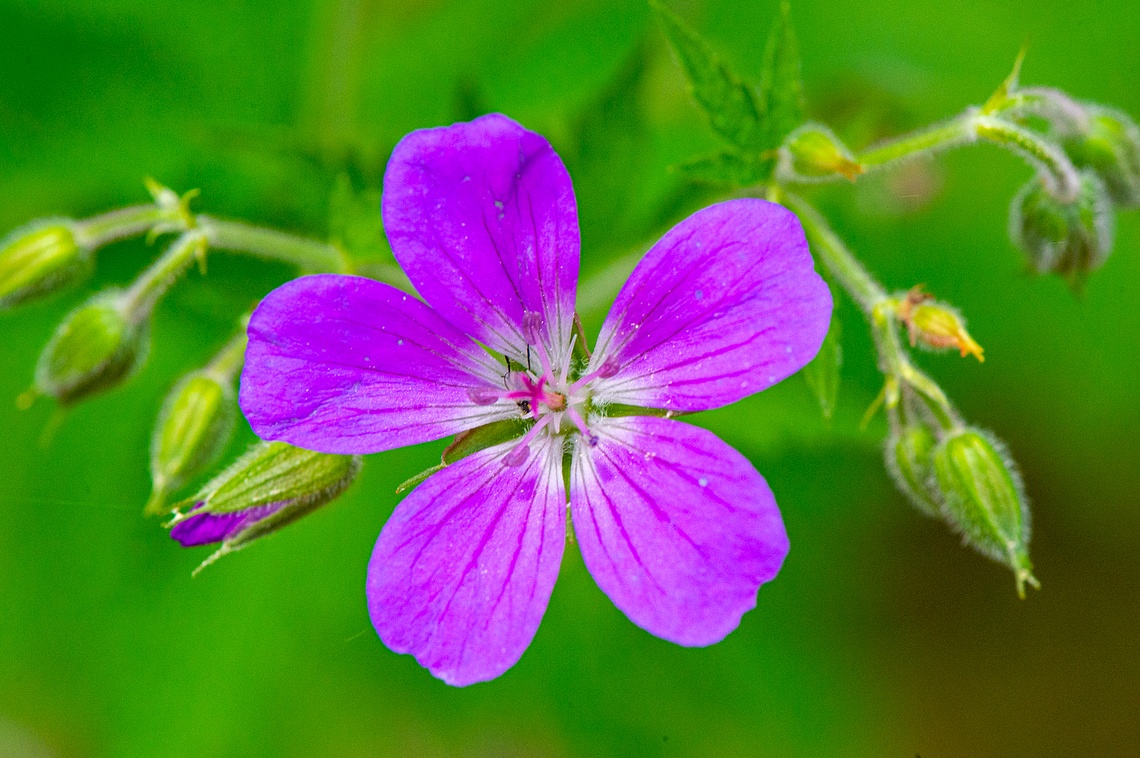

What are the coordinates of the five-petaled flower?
(239, 114, 832, 686)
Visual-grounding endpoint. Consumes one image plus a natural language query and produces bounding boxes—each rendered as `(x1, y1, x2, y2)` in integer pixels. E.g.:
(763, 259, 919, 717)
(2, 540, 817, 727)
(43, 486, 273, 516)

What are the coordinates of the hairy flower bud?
(778, 123, 864, 182)
(897, 287, 984, 361)
(1009, 169, 1113, 282)
(34, 291, 149, 405)
(168, 441, 362, 571)
(1061, 105, 1140, 208)
(0, 220, 91, 309)
(932, 428, 1038, 596)
(146, 371, 238, 515)
(884, 421, 941, 518)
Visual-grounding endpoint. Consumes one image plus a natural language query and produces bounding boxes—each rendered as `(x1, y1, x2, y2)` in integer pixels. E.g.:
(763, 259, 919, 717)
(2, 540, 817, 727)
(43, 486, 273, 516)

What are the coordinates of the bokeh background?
(2, 0, 1138, 756)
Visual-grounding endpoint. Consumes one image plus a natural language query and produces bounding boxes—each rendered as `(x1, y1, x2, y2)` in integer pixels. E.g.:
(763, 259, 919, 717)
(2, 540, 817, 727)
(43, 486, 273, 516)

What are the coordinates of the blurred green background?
(2, 0, 1138, 755)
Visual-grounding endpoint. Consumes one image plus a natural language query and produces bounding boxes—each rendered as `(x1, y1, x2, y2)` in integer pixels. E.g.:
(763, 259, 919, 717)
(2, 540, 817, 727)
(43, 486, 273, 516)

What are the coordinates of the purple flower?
(239, 114, 832, 685)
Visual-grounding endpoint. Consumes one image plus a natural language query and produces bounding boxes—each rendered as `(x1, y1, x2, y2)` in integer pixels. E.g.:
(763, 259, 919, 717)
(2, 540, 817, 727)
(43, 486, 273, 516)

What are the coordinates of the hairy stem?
(780, 191, 886, 311)
(857, 113, 977, 169)
(72, 205, 174, 249)
(781, 192, 958, 426)
(197, 216, 350, 274)
(204, 319, 250, 383)
(122, 231, 207, 322)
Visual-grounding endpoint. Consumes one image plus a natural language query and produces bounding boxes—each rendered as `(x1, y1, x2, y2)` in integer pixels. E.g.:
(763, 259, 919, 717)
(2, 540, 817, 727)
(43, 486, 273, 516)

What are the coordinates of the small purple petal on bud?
(467, 386, 501, 406)
(521, 310, 543, 345)
(503, 443, 530, 467)
(166, 441, 361, 570)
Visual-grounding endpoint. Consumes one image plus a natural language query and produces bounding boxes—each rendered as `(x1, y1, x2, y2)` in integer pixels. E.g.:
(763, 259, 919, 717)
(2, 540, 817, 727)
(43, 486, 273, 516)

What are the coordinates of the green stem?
(781, 192, 959, 427)
(204, 320, 250, 383)
(197, 216, 350, 274)
(122, 231, 206, 322)
(780, 192, 887, 311)
(857, 114, 976, 169)
(72, 205, 174, 249)
(973, 115, 1080, 201)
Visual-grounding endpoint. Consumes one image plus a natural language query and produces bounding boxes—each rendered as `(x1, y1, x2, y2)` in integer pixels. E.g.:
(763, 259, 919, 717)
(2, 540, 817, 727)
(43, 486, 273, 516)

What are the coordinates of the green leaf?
(801, 316, 842, 419)
(671, 150, 774, 186)
(758, 0, 805, 149)
(327, 173, 391, 264)
(651, 2, 765, 150)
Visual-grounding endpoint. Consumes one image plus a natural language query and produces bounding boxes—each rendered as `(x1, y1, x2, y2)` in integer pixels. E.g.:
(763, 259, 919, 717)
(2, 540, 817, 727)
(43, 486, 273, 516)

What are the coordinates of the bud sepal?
(777, 123, 864, 182)
(932, 427, 1039, 597)
(896, 286, 984, 361)
(33, 290, 149, 405)
(167, 441, 362, 572)
(0, 219, 91, 310)
(1009, 168, 1113, 283)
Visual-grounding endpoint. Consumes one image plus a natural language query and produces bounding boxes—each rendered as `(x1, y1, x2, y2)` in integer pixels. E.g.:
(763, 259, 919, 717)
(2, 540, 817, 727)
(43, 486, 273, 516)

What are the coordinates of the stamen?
(520, 310, 555, 381)
(568, 356, 620, 394)
(564, 406, 598, 447)
(503, 415, 552, 467)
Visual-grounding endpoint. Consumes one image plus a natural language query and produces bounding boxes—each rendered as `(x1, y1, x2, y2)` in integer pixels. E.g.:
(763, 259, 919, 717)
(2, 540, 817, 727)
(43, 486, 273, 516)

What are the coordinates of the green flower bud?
(1009, 169, 1113, 282)
(0, 220, 91, 309)
(33, 291, 149, 405)
(932, 428, 1038, 597)
(1062, 105, 1140, 208)
(884, 421, 941, 518)
(168, 442, 362, 572)
(778, 123, 864, 182)
(145, 371, 237, 516)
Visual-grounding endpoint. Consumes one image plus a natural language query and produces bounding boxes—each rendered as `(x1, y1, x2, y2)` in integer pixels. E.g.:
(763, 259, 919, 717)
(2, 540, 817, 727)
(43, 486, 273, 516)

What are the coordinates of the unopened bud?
(933, 428, 1038, 597)
(897, 287, 984, 361)
(33, 291, 149, 405)
(884, 421, 941, 518)
(0, 220, 91, 309)
(146, 372, 237, 515)
(778, 124, 864, 182)
(1010, 169, 1113, 282)
(167, 441, 361, 571)
(1061, 105, 1140, 208)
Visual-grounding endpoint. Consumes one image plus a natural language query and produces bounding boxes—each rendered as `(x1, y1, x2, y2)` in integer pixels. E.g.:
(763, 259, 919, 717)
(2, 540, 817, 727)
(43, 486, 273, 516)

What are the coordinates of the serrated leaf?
(801, 316, 842, 419)
(671, 150, 773, 186)
(758, 1, 805, 149)
(652, 2, 765, 150)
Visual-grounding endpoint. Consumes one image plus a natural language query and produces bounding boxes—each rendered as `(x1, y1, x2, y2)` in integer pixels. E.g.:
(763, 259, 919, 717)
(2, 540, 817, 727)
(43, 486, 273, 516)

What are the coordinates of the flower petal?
(588, 199, 831, 412)
(169, 503, 283, 547)
(570, 415, 788, 646)
(367, 434, 566, 686)
(382, 113, 580, 367)
(240, 274, 517, 455)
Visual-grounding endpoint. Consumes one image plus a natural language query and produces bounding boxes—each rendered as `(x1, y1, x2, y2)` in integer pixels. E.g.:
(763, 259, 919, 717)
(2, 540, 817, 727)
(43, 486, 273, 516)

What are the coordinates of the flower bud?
(168, 441, 362, 570)
(33, 291, 149, 405)
(932, 428, 1038, 596)
(897, 287, 984, 361)
(884, 421, 942, 518)
(1061, 105, 1140, 208)
(0, 220, 91, 309)
(778, 124, 864, 182)
(145, 372, 237, 516)
(1009, 169, 1113, 282)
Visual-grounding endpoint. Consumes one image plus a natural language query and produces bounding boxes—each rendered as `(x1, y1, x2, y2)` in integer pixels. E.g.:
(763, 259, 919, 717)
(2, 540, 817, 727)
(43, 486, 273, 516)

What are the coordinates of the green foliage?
(327, 173, 391, 264)
(656, 0, 807, 188)
(758, 1, 805, 149)
(651, 1, 766, 151)
(672, 150, 774, 185)
(801, 316, 842, 419)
